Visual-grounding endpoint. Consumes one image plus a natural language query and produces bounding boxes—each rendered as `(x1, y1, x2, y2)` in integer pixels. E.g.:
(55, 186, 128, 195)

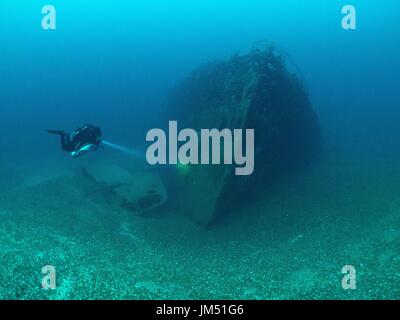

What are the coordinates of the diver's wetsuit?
(46, 125, 102, 157)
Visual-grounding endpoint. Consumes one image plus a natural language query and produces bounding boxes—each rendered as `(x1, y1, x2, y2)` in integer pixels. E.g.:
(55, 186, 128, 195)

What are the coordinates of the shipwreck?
(159, 43, 322, 227)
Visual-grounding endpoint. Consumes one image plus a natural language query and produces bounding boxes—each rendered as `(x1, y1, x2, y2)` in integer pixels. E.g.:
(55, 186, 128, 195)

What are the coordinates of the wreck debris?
(81, 164, 168, 214)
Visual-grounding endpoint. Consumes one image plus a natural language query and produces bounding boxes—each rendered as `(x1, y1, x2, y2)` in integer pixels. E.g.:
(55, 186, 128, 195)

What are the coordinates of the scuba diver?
(46, 124, 103, 158)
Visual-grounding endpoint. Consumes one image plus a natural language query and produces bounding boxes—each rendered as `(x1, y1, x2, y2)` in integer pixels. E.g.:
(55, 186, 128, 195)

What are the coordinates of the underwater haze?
(1, 0, 400, 299)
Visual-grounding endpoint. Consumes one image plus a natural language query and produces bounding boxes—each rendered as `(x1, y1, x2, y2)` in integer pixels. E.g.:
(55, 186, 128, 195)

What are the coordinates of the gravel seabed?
(0, 154, 399, 299)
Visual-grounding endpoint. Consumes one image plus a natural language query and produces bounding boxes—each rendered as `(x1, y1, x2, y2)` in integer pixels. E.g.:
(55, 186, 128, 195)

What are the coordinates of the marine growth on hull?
(161, 44, 322, 227)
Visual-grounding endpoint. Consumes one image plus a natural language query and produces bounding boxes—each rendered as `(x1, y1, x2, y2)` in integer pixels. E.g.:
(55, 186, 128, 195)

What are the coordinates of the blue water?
(1, 0, 400, 300)
(1, 0, 399, 163)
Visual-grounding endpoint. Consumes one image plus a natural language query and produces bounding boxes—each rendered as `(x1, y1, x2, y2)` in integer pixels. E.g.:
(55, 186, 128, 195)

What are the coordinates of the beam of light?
(102, 140, 145, 160)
